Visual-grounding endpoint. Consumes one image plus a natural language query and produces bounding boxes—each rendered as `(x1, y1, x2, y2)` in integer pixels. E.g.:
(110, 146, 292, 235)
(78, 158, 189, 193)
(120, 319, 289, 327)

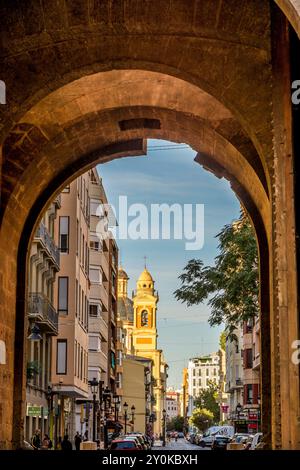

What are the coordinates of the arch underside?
(0, 70, 270, 249)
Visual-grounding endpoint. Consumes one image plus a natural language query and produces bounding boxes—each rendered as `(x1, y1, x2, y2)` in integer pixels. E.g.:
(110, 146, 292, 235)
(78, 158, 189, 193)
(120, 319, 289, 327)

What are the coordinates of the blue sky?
(98, 140, 240, 389)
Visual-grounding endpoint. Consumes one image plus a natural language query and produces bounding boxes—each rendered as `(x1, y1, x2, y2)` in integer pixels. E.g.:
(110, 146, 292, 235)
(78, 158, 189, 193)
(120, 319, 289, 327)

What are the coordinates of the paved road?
(153, 438, 210, 450)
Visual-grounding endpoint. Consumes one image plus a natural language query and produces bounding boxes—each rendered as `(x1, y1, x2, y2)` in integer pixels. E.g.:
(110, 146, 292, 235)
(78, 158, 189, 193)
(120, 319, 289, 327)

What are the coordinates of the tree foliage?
(189, 408, 214, 432)
(194, 380, 220, 422)
(174, 213, 259, 337)
(166, 415, 184, 432)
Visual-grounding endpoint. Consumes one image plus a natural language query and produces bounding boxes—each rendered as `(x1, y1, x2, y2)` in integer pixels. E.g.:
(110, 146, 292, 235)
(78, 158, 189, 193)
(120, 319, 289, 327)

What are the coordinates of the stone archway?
(0, 0, 299, 450)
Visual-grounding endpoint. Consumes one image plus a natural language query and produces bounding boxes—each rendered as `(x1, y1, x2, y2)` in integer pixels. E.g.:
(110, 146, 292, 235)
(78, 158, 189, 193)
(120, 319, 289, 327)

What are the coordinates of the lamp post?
(236, 402, 242, 419)
(103, 386, 111, 449)
(27, 323, 42, 341)
(113, 394, 119, 423)
(131, 405, 136, 432)
(46, 385, 54, 443)
(98, 380, 104, 447)
(123, 402, 128, 434)
(162, 409, 167, 447)
(88, 378, 99, 442)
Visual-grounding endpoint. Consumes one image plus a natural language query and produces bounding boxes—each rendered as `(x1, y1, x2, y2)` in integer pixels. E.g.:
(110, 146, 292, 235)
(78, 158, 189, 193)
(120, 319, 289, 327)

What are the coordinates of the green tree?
(189, 408, 214, 432)
(194, 380, 220, 422)
(174, 212, 258, 337)
(166, 415, 184, 432)
(219, 331, 226, 351)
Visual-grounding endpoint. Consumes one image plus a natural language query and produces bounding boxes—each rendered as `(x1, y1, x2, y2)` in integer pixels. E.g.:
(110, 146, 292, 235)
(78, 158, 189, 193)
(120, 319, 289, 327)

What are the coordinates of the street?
(153, 438, 210, 451)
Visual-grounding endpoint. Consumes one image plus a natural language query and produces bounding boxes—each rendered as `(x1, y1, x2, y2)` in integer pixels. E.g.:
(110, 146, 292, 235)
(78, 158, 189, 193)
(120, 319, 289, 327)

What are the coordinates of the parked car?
(177, 432, 184, 439)
(110, 439, 141, 451)
(125, 434, 148, 450)
(199, 426, 234, 447)
(124, 436, 144, 450)
(249, 432, 263, 450)
(211, 435, 232, 451)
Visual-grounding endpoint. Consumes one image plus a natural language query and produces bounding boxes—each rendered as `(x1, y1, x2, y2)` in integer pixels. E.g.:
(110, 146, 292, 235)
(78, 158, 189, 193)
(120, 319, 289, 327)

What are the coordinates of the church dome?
(138, 268, 153, 283)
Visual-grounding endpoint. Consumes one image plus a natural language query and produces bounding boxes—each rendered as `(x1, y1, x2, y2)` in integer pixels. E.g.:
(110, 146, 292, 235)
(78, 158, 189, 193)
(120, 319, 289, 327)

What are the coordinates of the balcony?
(35, 223, 60, 268)
(236, 378, 243, 387)
(28, 293, 58, 334)
(253, 354, 261, 370)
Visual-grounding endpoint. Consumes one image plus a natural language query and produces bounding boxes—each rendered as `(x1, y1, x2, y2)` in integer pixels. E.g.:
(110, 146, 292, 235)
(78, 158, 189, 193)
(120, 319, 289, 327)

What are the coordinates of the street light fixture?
(27, 323, 42, 341)
(102, 386, 112, 449)
(162, 409, 167, 447)
(236, 403, 242, 419)
(123, 402, 128, 434)
(88, 378, 99, 442)
(113, 394, 120, 423)
(131, 405, 136, 432)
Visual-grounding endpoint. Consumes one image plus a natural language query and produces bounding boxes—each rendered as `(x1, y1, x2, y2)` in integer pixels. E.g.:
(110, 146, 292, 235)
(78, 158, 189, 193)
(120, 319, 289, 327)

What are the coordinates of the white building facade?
(187, 352, 220, 415)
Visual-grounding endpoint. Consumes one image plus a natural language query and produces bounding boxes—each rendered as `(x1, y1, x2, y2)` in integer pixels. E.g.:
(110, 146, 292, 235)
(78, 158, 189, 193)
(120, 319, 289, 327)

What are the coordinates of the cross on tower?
(144, 256, 147, 268)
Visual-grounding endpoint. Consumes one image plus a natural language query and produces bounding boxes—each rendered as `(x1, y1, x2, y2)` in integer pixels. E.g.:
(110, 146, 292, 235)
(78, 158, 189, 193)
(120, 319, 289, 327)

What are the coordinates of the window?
(90, 234, 103, 252)
(198, 378, 201, 387)
(206, 368, 209, 376)
(89, 335, 101, 352)
(85, 242, 88, 273)
(74, 340, 77, 376)
(75, 279, 78, 317)
(56, 340, 67, 374)
(76, 219, 79, 256)
(82, 235, 85, 267)
(58, 277, 68, 314)
(89, 303, 100, 317)
(193, 369, 196, 377)
(141, 309, 149, 327)
(244, 348, 253, 369)
(59, 216, 69, 253)
(214, 368, 217, 376)
(89, 267, 102, 284)
(90, 199, 103, 217)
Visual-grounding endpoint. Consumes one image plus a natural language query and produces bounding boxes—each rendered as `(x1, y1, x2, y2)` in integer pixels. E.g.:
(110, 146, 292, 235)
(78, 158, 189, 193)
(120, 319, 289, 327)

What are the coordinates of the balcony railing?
(54, 194, 61, 208)
(35, 223, 60, 267)
(28, 293, 58, 334)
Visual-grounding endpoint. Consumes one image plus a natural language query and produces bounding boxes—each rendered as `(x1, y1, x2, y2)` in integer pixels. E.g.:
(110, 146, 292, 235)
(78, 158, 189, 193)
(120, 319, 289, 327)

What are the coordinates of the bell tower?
(132, 268, 158, 351)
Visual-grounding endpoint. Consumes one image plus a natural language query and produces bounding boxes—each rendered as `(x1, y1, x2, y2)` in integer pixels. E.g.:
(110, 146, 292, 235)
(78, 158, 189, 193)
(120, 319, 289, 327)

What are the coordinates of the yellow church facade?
(118, 266, 168, 436)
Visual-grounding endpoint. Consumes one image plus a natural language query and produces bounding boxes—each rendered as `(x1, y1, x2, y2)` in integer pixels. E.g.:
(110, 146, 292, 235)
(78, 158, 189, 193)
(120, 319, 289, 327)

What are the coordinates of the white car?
(249, 432, 263, 450)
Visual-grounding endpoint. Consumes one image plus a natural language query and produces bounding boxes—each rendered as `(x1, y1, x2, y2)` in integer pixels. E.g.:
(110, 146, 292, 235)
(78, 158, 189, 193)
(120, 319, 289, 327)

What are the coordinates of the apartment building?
(72, 168, 118, 436)
(25, 197, 61, 442)
(225, 320, 261, 432)
(51, 175, 90, 440)
(225, 328, 243, 420)
(187, 352, 220, 414)
(166, 388, 180, 421)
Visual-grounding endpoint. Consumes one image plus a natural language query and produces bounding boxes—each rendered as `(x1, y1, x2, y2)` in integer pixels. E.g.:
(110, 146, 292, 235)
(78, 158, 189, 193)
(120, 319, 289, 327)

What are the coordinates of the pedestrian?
(74, 431, 82, 451)
(41, 434, 52, 450)
(31, 429, 41, 450)
(61, 434, 72, 451)
(56, 436, 62, 450)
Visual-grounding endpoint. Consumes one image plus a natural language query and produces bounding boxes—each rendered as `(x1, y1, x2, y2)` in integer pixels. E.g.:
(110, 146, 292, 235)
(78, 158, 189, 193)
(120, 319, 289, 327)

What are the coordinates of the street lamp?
(123, 402, 128, 434)
(131, 405, 136, 432)
(88, 378, 99, 442)
(113, 394, 120, 423)
(103, 386, 111, 449)
(236, 403, 242, 419)
(162, 409, 167, 447)
(27, 323, 42, 341)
